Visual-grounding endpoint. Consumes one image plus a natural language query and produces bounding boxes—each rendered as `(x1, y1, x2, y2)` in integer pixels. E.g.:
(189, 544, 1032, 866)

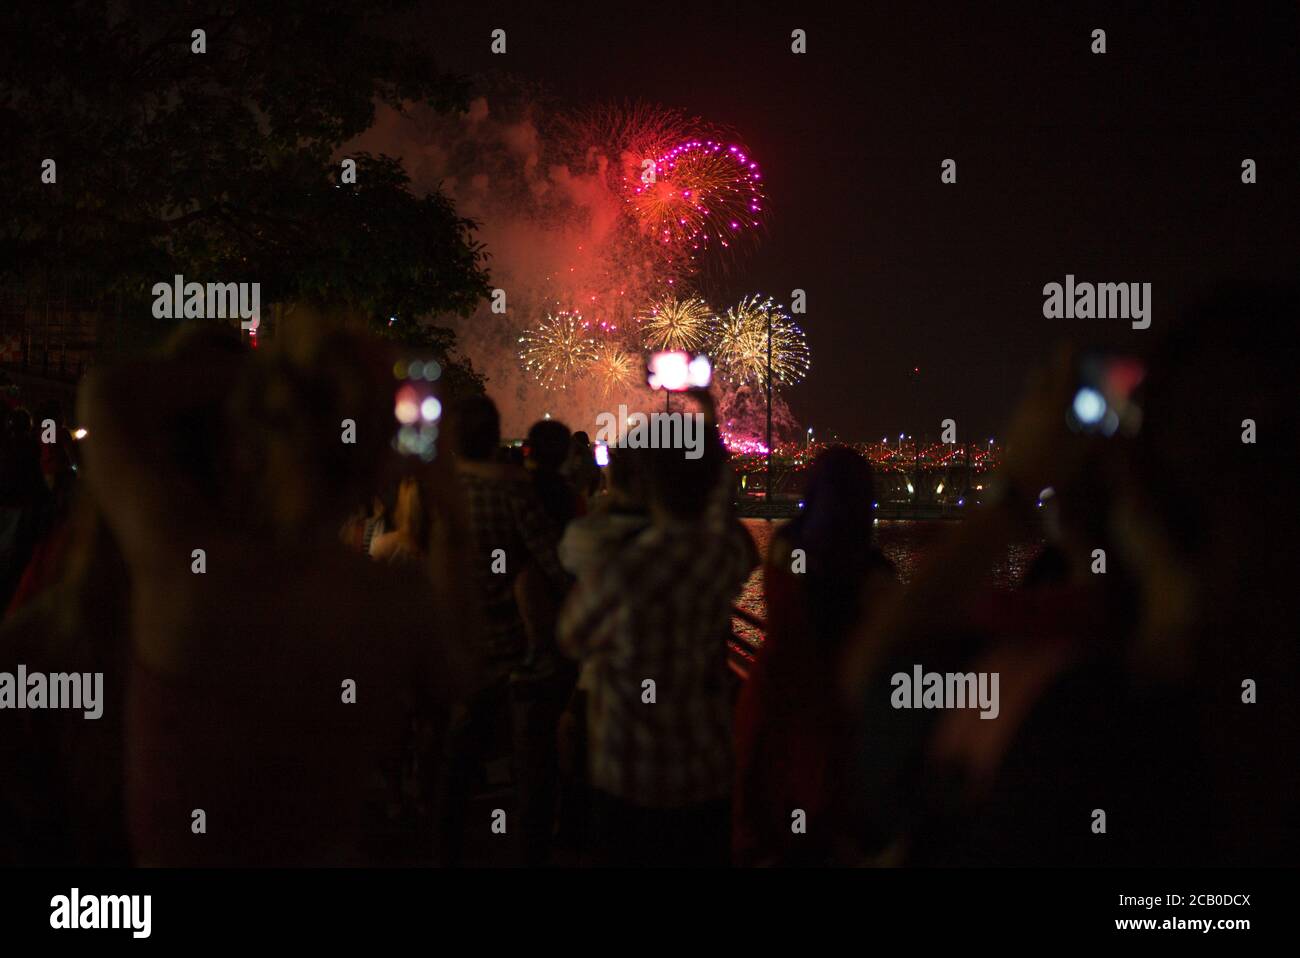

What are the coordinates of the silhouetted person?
(75, 317, 480, 865)
(525, 419, 577, 528)
(558, 390, 755, 867)
(562, 430, 601, 507)
(843, 284, 1300, 866)
(438, 394, 568, 865)
(734, 447, 896, 865)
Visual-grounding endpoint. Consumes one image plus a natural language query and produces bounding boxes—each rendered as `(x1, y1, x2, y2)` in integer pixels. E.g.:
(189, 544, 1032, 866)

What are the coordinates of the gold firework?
(710, 295, 810, 387)
(640, 295, 713, 352)
(518, 311, 598, 390)
(590, 342, 638, 396)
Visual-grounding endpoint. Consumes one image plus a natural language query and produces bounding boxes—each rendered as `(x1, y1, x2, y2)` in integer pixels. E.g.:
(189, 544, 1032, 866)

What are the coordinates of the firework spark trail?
(518, 310, 598, 391)
(628, 139, 766, 265)
(640, 294, 713, 352)
(561, 101, 698, 186)
(711, 295, 810, 388)
(590, 341, 639, 396)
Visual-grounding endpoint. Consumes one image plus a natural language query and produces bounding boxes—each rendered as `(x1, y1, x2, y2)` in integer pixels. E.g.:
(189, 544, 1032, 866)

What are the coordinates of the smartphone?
(393, 358, 442, 459)
(648, 351, 711, 391)
(594, 441, 610, 467)
(1068, 353, 1145, 437)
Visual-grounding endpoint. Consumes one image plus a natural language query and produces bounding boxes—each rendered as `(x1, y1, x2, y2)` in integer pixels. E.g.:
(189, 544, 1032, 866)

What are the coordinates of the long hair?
(781, 446, 881, 650)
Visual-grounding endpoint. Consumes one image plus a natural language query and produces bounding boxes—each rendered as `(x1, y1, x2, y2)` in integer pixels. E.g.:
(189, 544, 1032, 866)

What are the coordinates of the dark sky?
(413, 2, 1298, 442)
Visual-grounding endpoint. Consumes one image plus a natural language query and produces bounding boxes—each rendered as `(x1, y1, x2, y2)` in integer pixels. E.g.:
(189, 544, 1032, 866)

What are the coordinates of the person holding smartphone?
(557, 379, 757, 867)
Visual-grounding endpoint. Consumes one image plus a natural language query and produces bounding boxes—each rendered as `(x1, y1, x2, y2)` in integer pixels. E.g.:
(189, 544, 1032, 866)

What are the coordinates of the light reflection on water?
(734, 518, 1044, 647)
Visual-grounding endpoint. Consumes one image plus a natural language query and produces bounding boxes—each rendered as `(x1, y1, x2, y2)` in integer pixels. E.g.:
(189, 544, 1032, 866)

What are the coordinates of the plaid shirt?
(457, 464, 566, 672)
(558, 516, 756, 808)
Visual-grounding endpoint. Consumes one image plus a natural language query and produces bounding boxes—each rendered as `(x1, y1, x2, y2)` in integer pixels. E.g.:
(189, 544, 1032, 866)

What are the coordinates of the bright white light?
(687, 354, 712, 388)
(649, 351, 691, 391)
(420, 397, 442, 422)
(72, 428, 88, 440)
(1073, 387, 1106, 425)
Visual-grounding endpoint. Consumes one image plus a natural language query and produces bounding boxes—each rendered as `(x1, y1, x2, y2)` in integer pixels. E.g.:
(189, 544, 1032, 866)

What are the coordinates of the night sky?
(411, 2, 1298, 442)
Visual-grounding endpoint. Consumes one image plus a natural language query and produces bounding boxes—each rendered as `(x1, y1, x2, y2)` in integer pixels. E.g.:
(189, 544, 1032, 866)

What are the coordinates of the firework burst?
(590, 342, 639, 397)
(561, 101, 696, 179)
(518, 311, 598, 390)
(628, 139, 765, 263)
(640, 294, 713, 352)
(710, 295, 809, 388)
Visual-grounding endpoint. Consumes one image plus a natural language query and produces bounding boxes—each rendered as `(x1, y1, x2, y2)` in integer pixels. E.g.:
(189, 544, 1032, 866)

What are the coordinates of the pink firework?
(627, 139, 766, 263)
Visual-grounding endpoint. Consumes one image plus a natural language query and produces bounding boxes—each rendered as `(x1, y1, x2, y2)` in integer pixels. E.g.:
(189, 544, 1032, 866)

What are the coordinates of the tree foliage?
(0, 0, 491, 334)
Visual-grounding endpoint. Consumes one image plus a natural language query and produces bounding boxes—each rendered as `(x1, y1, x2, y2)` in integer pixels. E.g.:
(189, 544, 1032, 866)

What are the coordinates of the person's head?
(526, 419, 571, 474)
(800, 446, 876, 539)
(640, 425, 724, 521)
(607, 446, 648, 507)
(451, 394, 501, 462)
(778, 446, 887, 648)
(5, 406, 33, 440)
